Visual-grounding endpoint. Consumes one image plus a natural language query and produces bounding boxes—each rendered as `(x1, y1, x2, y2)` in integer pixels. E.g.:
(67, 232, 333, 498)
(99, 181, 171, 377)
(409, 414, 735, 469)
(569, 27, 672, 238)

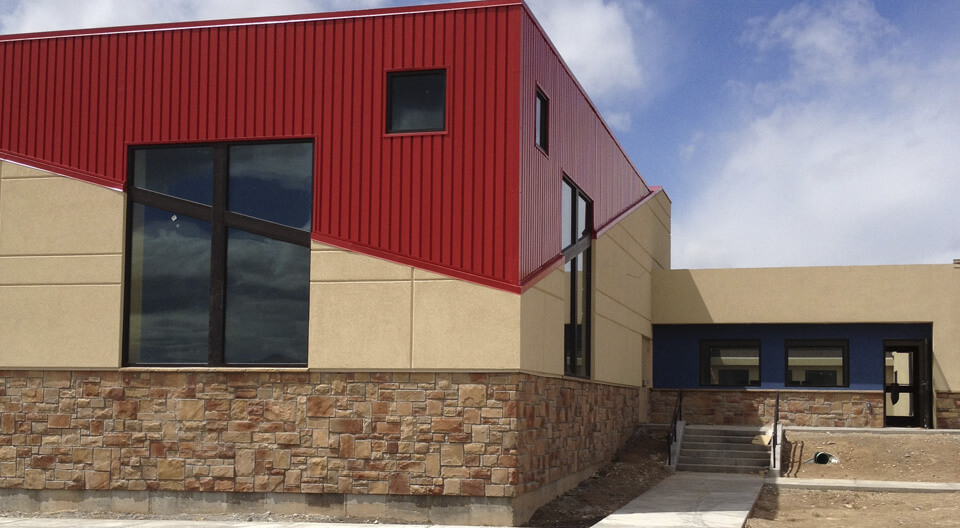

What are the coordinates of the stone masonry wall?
(0, 370, 638, 508)
(936, 391, 960, 429)
(650, 389, 884, 428)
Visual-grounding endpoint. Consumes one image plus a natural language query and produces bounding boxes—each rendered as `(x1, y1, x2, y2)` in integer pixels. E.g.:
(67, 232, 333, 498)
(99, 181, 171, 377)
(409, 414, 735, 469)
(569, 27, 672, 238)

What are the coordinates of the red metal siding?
(0, 2, 522, 290)
(517, 8, 651, 285)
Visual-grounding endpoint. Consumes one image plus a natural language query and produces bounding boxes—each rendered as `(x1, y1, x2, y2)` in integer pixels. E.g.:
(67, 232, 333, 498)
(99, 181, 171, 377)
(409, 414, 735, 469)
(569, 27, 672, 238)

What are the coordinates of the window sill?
(120, 366, 309, 373)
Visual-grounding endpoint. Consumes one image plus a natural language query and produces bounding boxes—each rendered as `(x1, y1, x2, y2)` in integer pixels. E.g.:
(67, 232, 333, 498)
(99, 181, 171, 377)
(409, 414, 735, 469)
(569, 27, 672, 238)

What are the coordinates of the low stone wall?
(935, 391, 960, 429)
(650, 389, 884, 428)
(0, 370, 639, 525)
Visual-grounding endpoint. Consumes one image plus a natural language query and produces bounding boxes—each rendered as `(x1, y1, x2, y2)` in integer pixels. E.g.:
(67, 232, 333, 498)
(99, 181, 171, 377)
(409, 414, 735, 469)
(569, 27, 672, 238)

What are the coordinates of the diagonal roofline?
(0, 0, 521, 42)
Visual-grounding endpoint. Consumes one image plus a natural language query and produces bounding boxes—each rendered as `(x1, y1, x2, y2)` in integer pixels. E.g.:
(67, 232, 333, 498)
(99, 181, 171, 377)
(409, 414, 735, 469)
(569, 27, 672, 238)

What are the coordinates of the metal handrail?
(770, 390, 781, 472)
(667, 389, 682, 466)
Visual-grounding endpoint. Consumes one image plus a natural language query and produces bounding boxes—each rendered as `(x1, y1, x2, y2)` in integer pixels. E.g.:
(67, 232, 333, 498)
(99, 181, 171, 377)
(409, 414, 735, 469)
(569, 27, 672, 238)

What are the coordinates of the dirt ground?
(746, 430, 960, 527)
(747, 488, 960, 527)
(780, 430, 960, 481)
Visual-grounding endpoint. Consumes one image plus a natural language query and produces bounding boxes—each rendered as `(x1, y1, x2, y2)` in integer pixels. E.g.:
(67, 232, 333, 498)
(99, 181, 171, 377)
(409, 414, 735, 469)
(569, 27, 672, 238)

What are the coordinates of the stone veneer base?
(650, 389, 885, 428)
(935, 391, 960, 429)
(0, 488, 520, 525)
(0, 370, 640, 526)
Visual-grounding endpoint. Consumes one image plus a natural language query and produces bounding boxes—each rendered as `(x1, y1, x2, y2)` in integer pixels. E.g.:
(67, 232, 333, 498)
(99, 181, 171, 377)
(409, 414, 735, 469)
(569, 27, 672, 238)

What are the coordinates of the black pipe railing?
(771, 390, 781, 471)
(667, 389, 682, 466)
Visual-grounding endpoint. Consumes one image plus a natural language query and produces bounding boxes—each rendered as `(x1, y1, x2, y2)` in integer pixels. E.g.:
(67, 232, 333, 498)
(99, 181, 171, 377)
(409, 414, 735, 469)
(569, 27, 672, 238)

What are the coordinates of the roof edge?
(0, 0, 522, 42)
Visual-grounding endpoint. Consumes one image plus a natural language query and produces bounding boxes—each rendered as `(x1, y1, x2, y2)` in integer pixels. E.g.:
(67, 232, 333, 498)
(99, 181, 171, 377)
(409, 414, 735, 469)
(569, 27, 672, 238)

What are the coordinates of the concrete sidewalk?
(590, 472, 765, 528)
(768, 476, 960, 493)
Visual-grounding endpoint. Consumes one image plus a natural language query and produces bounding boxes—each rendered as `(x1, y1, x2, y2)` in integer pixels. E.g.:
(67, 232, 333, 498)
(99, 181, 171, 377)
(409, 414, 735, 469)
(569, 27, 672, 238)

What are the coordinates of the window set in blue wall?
(654, 323, 932, 391)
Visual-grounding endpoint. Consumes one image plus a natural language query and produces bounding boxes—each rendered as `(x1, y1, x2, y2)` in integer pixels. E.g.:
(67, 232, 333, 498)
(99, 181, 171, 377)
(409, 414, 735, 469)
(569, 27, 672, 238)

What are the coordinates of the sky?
(2, 0, 958, 270)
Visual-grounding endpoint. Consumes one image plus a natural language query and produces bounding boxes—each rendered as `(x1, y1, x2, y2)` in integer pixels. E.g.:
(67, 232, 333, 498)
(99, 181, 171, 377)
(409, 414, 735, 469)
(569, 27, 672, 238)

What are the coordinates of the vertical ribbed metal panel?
(0, 3, 522, 290)
(517, 9, 651, 283)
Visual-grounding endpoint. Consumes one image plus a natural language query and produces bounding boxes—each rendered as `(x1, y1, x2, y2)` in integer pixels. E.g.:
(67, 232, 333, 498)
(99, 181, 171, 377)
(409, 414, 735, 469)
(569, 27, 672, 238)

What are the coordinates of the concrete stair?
(676, 426, 771, 474)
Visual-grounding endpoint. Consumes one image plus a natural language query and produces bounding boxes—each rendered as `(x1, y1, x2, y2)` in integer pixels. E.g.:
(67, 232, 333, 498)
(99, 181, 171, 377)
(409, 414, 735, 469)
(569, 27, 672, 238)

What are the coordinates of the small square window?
(785, 340, 849, 387)
(387, 69, 446, 133)
(535, 89, 549, 152)
(700, 340, 761, 387)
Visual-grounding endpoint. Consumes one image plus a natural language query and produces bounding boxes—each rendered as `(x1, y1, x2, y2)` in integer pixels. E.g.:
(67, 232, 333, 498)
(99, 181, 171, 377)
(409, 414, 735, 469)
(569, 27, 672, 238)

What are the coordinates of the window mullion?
(208, 146, 229, 365)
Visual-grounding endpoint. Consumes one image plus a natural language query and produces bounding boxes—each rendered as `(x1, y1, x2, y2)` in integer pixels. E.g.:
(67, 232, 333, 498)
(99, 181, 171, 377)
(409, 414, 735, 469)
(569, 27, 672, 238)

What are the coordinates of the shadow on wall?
(651, 269, 714, 324)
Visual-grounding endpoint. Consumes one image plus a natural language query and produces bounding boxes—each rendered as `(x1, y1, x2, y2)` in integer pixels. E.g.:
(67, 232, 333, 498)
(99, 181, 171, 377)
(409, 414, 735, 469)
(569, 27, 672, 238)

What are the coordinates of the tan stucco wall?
(312, 189, 672, 383)
(653, 264, 960, 388)
(0, 161, 124, 368)
(592, 191, 670, 387)
(518, 190, 671, 387)
(309, 242, 522, 371)
(0, 159, 671, 383)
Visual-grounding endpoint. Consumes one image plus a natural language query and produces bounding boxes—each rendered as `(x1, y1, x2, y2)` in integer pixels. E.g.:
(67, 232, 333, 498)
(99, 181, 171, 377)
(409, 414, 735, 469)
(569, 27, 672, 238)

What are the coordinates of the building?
(651, 264, 960, 430)
(0, 1, 669, 524)
(3, 0, 958, 525)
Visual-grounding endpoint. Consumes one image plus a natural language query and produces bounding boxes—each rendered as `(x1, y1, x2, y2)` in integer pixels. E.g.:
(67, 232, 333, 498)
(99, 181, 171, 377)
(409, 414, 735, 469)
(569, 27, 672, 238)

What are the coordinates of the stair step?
(681, 441, 769, 451)
(680, 455, 769, 467)
(675, 425, 774, 474)
(681, 449, 769, 459)
(676, 463, 769, 474)
(683, 434, 769, 444)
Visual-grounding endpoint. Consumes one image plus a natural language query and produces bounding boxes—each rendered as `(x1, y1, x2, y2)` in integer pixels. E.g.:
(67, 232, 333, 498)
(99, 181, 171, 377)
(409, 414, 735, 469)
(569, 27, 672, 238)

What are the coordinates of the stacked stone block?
(0, 370, 639, 510)
(936, 391, 960, 429)
(650, 389, 884, 428)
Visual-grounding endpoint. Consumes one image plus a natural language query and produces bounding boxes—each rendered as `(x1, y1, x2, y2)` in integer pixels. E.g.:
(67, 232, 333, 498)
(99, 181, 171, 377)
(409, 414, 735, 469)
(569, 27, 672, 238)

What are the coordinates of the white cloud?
(0, 0, 390, 34)
(527, 0, 669, 131)
(675, 0, 960, 269)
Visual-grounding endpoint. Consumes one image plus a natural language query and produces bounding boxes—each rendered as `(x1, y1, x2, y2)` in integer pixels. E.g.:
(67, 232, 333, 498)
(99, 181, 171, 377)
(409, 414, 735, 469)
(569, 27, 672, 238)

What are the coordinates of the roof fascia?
(0, 0, 522, 42)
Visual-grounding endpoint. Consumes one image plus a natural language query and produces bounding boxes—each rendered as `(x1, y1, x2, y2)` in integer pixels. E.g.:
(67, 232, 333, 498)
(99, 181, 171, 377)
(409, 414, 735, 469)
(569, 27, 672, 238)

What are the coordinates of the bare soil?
(526, 427, 671, 528)
(747, 487, 960, 528)
(746, 430, 960, 527)
(781, 430, 960, 481)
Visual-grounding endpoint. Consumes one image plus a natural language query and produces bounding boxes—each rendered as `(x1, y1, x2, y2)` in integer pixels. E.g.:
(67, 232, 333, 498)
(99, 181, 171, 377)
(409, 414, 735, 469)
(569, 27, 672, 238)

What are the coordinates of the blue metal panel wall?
(653, 323, 933, 390)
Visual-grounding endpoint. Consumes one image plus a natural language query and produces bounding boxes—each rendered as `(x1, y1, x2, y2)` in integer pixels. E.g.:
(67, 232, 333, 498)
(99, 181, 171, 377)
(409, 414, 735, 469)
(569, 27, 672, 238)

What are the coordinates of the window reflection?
(127, 203, 211, 364)
(387, 70, 446, 133)
(224, 229, 310, 364)
(133, 147, 214, 205)
(228, 143, 313, 230)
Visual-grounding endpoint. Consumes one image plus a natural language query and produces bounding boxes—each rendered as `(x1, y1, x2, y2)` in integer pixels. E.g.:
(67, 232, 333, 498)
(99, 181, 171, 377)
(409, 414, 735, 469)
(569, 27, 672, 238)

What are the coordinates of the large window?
(785, 340, 849, 387)
(125, 141, 313, 366)
(700, 340, 761, 386)
(562, 177, 591, 378)
(535, 89, 549, 152)
(386, 69, 446, 133)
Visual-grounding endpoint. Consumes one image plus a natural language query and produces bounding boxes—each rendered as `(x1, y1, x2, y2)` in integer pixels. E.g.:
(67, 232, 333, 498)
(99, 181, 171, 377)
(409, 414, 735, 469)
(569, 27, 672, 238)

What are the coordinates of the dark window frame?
(535, 88, 549, 153)
(123, 139, 313, 368)
(385, 68, 447, 134)
(699, 339, 762, 387)
(784, 339, 850, 388)
(562, 176, 592, 379)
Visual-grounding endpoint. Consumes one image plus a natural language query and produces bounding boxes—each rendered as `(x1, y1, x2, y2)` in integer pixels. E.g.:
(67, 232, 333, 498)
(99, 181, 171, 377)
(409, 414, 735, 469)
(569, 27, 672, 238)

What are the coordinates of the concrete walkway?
(769, 476, 960, 493)
(590, 472, 765, 528)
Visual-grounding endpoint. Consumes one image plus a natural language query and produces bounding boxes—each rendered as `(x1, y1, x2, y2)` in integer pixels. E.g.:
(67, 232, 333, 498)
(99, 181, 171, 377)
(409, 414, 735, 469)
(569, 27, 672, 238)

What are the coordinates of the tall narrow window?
(125, 141, 313, 366)
(561, 177, 592, 378)
(535, 89, 549, 152)
(386, 69, 446, 133)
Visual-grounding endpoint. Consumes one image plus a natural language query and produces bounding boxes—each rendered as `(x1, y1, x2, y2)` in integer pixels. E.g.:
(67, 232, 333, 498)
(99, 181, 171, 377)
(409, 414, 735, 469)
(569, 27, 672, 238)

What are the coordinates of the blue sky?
(2, 0, 958, 269)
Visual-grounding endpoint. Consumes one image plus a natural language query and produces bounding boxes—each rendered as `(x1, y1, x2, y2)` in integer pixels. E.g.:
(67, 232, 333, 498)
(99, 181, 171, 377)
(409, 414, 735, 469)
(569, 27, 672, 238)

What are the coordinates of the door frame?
(883, 339, 932, 428)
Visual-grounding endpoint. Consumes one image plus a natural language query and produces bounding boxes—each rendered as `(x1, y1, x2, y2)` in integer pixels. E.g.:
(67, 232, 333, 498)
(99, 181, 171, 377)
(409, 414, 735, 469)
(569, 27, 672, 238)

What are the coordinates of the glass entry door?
(883, 340, 931, 428)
